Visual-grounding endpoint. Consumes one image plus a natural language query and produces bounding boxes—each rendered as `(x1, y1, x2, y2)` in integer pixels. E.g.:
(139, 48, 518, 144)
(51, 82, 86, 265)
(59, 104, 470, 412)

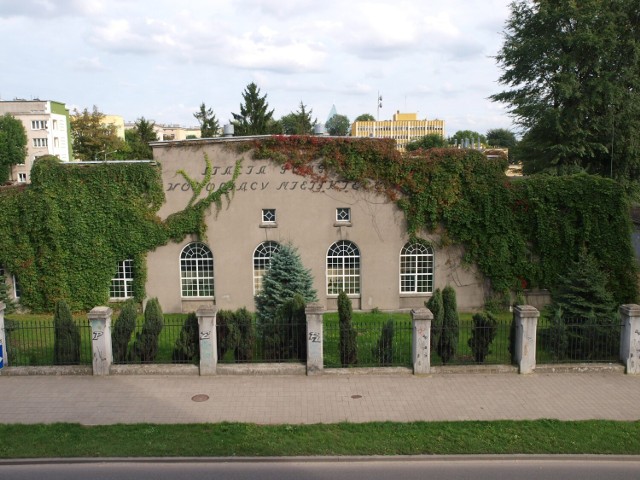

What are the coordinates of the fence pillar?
(620, 304, 640, 375)
(514, 305, 539, 374)
(0, 302, 6, 369)
(305, 303, 325, 375)
(412, 307, 433, 375)
(87, 306, 113, 376)
(196, 306, 217, 375)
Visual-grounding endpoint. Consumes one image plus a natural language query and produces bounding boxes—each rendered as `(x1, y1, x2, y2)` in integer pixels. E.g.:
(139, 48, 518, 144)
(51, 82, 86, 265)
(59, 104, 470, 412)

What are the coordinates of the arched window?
(180, 242, 214, 297)
(400, 242, 433, 293)
(253, 241, 280, 294)
(327, 240, 360, 295)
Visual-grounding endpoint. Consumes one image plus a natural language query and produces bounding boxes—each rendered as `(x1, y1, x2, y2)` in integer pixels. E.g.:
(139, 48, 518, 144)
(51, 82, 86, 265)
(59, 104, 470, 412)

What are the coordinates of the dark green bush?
(53, 300, 80, 365)
(225, 308, 255, 362)
(131, 297, 163, 363)
(372, 319, 394, 366)
(112, 300, 137, 363)
(338, 291, 358, 366)
(438, 286, 459, 365)
(426, 289, 443, 351)
(172, 312, 199, 363)
(468, 311, 498, 363)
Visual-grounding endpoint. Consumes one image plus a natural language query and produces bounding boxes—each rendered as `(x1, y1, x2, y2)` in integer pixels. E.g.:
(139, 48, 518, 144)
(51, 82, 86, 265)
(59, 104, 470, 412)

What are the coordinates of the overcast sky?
(0, 0, 516, 136)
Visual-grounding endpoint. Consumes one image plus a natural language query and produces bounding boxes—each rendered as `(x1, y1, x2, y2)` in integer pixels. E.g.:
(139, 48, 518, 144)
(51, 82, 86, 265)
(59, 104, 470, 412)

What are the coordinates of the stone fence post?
(0, 302, 6, 369)
(620, 304, 640, 375)
(513, 305, 539, 374)
(411, 307, 433, 374)
(305, 303, 325, 375)
(196, 306, 218, 375)
(87, 306, 113, 376)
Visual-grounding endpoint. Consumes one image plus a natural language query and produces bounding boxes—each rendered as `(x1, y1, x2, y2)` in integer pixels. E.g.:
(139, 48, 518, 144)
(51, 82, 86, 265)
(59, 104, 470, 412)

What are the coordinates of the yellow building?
(102, 115, 125, 140)
(350, 111, 445, 151)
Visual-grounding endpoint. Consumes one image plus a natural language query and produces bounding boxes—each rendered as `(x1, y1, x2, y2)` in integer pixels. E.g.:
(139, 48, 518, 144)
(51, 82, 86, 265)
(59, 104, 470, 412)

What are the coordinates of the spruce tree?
(194, 103, 220, 138)
(112, 300, 137, 363)
(438, 286, 459, 364)
(53, 300, 80, 365)
(231, 82, 275, 135)
(338, 291, 357, 366)
(172, 312, 199, 363)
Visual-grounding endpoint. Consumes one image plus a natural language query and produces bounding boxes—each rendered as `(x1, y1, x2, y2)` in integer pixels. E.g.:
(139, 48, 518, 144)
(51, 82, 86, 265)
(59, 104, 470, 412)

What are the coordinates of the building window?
(110, 259, 134, 299)
(400, 242, 434, 294)
(18, 173, 27, 183)
(336, 207, 351, 222)
(327, 240, 360, 295)
(33, 138, 48, 147)
(253, 241, 280, 294)
(262, 208, 276, 224)
(180, 242, 214, 297)
(31, 120, 48, 130)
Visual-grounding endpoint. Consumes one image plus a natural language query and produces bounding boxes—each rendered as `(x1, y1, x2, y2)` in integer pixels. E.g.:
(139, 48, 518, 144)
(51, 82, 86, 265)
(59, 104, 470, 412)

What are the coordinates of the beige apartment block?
(145, 137, 486, 314)
(351, 111, 445, 152)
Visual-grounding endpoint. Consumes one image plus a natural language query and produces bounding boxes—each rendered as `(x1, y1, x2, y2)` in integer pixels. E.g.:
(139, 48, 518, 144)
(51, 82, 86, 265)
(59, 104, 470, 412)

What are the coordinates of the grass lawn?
(0, 420, 639, 457)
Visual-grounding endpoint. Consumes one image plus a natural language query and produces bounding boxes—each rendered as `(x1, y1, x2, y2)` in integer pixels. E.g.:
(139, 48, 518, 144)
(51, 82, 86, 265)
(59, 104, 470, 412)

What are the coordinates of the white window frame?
(253, 241, 280, 295)
(33, 138, 48, 148)
(110, 259, 134, 300)
(399, 242, 434, 294)
(261, 208, 276, 224)
(17, 173, 27, 183)
(336, 207, 351, 222)
(326, 240, 360, 296)
(180, 242, 214, 298)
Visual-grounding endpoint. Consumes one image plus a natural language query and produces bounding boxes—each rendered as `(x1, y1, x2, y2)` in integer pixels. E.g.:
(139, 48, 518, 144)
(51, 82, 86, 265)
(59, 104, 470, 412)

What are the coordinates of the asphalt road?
(1, 457, 639, 480)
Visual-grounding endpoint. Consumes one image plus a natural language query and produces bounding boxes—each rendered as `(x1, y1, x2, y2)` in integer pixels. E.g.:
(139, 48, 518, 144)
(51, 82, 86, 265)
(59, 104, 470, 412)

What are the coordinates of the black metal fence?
(537, 315, 621, 363)
(433, 320, 512, 366)
(3, 318, 93, 366)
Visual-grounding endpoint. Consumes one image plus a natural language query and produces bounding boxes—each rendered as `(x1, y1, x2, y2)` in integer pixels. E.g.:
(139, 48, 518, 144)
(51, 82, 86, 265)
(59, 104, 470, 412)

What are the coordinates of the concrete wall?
(146, 138, 486, 314)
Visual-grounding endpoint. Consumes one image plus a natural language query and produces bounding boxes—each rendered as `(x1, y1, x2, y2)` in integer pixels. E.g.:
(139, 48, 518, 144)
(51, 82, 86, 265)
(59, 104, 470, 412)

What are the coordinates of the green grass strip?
(2, 420, 639, 458)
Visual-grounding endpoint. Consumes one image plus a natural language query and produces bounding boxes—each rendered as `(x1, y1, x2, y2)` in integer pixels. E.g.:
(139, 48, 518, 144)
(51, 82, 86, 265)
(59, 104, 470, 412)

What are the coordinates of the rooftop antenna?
(377, 92, 382, 121)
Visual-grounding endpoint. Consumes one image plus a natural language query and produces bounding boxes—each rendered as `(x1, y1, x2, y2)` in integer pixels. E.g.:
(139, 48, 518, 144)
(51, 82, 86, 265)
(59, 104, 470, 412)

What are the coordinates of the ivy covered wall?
(0, 137, 636, 312)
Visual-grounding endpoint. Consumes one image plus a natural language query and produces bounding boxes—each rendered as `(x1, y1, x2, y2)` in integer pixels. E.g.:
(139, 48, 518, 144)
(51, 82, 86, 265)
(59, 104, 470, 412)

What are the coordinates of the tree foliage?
(406, 134, 447, 151)
(468, 312, 498, 363)
(448, 130, 486, 146)
(325, 114, 351, 136)
(125, 117, 157, 159)
(172, 312, 199, 363)
(355, 113, 375, 122)
(194, 103, 220, 138)
(338, 291, 357, 366)
(280, 102, 317, 135)
(491, 0, 640, 181)
(438, 286, 459, 364)
(0, 114, 27, 183)
(486, 128, 517, 149)
(131, 297, 164, 362)
(53, 300, 80, 365)
(112, 300, 138, 363)
(426, 288, 444, 351)
(71, 106, 124, 161)
(231, 82, 275, 136)
(372, 319, 395, 366)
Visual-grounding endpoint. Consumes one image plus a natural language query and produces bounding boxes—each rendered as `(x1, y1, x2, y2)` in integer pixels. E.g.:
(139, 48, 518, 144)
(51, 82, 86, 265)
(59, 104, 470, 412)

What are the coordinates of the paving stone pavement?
(0, 372, 639, 425)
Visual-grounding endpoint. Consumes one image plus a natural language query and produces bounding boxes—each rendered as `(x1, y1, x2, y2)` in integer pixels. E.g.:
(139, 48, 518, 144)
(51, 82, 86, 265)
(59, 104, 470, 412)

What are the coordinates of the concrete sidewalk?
(0, 371, 638, 425)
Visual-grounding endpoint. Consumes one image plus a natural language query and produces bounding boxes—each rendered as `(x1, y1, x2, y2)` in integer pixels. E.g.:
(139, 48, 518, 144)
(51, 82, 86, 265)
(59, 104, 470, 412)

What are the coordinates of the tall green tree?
(231, 82, 275, 136)
(354, 113, 375, 122)
(53, 300, 80, 365)
(338, 291, 357, 366)
(71, 106, 124, 161)
(406, 133, 447, 151)
(280, 102, 317, 135)
(125, 117, 157, 159)
(491, 0, 640, 181)
(438, 286, 459, 365)
(486, 128, 517, 148)
(325, 114, 351, 136)
(194, 103, 220, 138)
(0, 114, 27, 183)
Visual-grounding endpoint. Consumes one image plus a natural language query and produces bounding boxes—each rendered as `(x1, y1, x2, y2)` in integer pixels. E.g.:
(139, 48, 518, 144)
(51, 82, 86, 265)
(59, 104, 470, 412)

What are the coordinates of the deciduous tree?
(280, 102, 317, 135)
(71, 106, 124, 161)
(325, 114, 351, 136)
(406, 133, 447, 151)
(0, 114, 27, 182)
(354, 113, 375, 122)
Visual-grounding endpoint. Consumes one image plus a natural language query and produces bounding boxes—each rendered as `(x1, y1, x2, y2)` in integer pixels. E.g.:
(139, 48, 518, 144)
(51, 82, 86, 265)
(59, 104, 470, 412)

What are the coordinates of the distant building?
(351, 111, 445, 152)
(125, 122, 202, 142)
(0, 100, 73, 183)
(102, 114, 125, 140)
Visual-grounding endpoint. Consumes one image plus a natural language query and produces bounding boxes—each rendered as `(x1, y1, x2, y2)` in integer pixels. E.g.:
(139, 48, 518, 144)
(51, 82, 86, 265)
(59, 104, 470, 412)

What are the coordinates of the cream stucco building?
(351, 112, 445, 152)
(141, 137, 486, 314)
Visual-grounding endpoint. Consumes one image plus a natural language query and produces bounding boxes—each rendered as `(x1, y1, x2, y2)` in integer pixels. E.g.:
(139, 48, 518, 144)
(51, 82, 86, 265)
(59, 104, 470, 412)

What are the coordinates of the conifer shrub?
(172, 312, 199, 363)
(131, 297, 163, 363)
(264, 294, 306, 360)
(338, 291, 358, 366)
(112, 300, 137, 363)
(373, 319, 395, 366)
(468, 311, 498, 363)
(426, 289, 443, 351)
(53, 300, 80, 365)
(438, 286, 459, 364)
(225, 307, 255, 362)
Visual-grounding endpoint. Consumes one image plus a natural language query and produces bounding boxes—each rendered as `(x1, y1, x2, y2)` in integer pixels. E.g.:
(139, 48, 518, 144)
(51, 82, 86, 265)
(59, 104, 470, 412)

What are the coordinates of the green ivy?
(0, 137, 636, 312)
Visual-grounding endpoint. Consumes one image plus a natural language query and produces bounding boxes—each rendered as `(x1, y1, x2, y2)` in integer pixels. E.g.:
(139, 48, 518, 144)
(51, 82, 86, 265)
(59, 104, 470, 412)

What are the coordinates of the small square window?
(262, 209, 276, 223)
(18, 173, 27, 183)
(336, 208, 351, 222)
